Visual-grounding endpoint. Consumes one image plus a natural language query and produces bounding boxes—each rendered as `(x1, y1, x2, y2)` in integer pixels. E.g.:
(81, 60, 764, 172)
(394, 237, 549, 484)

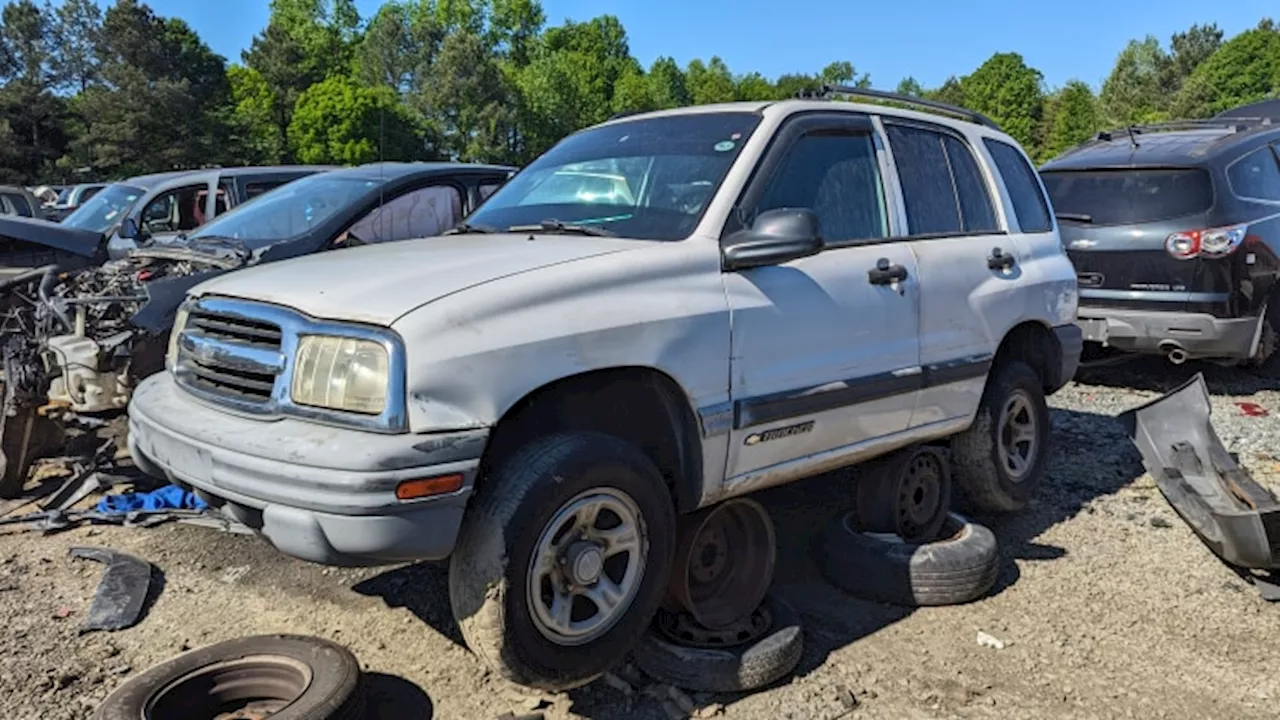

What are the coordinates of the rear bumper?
(1075, 305, 1262, 360)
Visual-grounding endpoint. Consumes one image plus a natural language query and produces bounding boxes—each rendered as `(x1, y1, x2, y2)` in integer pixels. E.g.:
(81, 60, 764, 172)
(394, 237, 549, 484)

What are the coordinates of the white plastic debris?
(976, 631, 1006, 650)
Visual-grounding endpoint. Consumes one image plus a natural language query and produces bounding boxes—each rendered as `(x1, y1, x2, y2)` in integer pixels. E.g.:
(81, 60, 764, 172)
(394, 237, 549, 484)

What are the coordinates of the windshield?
(188, 173, 384, 250)
(468, 112, 762, 240)
(1040, 168, 1214, 226)
(62, 184, 145, 233)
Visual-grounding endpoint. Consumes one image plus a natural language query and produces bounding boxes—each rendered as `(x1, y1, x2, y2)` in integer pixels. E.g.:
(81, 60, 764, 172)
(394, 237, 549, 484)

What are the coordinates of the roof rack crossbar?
(1094, 117, 1274, 141)
(795, 84, 1003, 131)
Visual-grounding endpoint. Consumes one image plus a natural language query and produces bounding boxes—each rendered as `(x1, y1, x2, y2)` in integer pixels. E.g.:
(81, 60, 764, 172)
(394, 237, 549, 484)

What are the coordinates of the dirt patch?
(2, 359, 1279, 719)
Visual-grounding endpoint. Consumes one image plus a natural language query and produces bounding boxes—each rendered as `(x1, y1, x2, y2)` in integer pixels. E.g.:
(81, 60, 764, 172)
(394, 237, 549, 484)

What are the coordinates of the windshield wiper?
(1055, 212, 1093, 223)
(507, 220, 615, 237)
(442, 222, 499, 235)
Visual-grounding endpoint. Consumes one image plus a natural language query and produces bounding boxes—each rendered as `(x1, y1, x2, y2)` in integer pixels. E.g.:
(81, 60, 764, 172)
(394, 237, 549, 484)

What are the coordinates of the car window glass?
(479, 182, 503, 201)
(245, 180, 286, 200)
(887, 125, 962, 235)
(79, 186, 102, 202)
(942, 135, 999, 232)
(61, 184, 144, 233)
(140, 184, 206, 234)
(753, 131, 887, 243)
(340, 185, 463, 246)
(0, 193, 31, 217)
(1227, 147, 1280, 201)
(983, 138, 1052, 233)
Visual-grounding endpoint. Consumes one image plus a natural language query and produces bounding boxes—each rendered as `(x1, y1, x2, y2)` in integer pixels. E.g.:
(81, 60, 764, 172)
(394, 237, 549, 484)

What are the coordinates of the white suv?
(127, 89, 1080, 691)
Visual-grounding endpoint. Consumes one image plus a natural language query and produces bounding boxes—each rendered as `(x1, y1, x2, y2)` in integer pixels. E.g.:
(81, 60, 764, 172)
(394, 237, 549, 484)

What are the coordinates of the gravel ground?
(2, 357, 1279, 720)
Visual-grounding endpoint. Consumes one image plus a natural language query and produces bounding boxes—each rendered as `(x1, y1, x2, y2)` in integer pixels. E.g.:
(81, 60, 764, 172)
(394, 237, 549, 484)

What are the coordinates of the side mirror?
(119, 217, 139, 240)
(722, 208, 823, 271)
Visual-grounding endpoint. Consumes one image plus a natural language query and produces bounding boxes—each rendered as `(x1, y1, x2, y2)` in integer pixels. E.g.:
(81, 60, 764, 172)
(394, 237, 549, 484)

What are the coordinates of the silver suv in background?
(128, 89, 1080, 692)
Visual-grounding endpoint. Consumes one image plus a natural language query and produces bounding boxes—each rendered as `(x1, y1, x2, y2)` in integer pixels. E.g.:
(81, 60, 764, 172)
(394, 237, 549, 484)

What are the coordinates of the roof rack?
(1093, 117, 1274, 142)
(795, 84, 1002, 131)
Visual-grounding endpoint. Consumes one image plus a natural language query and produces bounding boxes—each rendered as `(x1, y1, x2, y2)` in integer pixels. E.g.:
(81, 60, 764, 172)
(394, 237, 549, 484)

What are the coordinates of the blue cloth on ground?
(95, 484, 208, 514)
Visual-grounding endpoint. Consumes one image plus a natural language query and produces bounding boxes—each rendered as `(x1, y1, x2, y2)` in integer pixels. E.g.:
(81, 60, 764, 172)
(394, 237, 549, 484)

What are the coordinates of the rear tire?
(449, 432, 676, 691)
(950, 360, 1050, 513)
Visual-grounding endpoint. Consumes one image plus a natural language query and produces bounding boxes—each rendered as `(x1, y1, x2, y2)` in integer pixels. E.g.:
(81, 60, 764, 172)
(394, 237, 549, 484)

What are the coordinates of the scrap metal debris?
(69, 546, 153, 633)
(1235, 402, 1269, 417)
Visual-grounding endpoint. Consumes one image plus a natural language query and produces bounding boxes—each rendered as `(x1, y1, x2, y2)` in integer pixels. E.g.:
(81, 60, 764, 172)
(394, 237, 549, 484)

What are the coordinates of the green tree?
(1172, 20, 1280, 118)
(1168, 23, 1223, 90)
(734, 72, 775, 101)
(896, 76, 923, 97)
(1041, 80, 1100, 162)
(1100, 36, 1172, 125)
(646, 56, 689, 109)
(0, 0, 67, 182)
(961, 52, 1044, 152)
(228, 65, 284, 163)
(50, 0, 100, 93)
(415, 29, 513, 161)
(289, 74, 424, 164)
(354, 2, 440, 94)
(926, 76, 965, 107)
(686, 57, 735, 105)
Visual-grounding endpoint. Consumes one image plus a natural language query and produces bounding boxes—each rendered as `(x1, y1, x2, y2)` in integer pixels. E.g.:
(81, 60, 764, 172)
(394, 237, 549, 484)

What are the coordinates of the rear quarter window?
(1226, 146, 1280, 202)
(983, 139, 1053, 233)
(1039, 168, 1214, 226)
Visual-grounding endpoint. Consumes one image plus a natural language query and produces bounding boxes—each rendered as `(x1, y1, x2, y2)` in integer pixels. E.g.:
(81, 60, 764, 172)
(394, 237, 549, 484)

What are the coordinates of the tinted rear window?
(1039, 168, 1213, 226)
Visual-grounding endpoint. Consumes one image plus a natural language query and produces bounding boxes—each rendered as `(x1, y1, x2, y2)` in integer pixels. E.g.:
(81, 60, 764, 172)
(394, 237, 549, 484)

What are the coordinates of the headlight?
(166, 306, 190, 370)
(290, 335, 389, 415)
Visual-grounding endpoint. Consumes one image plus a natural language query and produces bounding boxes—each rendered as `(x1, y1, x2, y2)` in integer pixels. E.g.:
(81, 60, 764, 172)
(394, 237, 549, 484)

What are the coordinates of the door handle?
(868, 258, 909, 285)
(987, 247, 1017, 271)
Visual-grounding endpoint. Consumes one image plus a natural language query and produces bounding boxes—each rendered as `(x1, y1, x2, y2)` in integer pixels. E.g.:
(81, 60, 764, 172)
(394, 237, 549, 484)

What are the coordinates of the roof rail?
(1093, 117, 1272, 141)
(795, 84, 1003, 131)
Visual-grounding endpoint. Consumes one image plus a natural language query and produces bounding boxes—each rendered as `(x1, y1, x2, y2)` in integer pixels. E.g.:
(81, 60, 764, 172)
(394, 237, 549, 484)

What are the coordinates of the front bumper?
(127, 373, 486, 567)
(1075, 306, 1262, 361)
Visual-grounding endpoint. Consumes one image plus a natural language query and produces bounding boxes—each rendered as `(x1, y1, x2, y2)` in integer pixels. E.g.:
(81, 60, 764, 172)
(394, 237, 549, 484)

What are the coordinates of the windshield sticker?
(714, 140, 735, 152)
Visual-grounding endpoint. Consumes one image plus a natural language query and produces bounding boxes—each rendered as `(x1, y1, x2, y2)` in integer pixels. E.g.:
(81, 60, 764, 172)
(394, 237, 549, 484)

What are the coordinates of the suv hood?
(0, 215, 102, 257)
(188, 233, 648, 325)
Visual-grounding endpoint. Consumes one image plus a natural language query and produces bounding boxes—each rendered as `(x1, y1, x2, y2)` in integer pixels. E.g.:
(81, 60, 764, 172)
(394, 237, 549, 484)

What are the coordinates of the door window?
(337, 185, 464, 247)
(479, 182, 503, 201)
(752, 131, 888, 243)
(244, 180, 288, 200)
(0, 193, 31, 217)
(888, 124, 999, 236)
(983, 138, 1053, 233)
(139, 184, 207, 234)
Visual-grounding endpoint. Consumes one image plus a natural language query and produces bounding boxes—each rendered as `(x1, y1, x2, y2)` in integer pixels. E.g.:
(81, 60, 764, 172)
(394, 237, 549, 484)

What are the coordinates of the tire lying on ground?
(815, 512, 998, 607)
(93, 634, 364, 720)
(633, 593, 804, 693)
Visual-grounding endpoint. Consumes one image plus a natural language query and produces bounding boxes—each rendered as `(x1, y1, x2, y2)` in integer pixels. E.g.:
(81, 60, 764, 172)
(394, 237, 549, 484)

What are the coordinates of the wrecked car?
(126, 90, 1079, 691)
(0, 161, 514, 497)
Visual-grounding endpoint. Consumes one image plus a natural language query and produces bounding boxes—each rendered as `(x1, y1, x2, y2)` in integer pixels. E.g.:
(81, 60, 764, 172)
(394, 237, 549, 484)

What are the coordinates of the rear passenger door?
(881, 120, 1016, 426)
(722, 112, 921, 481)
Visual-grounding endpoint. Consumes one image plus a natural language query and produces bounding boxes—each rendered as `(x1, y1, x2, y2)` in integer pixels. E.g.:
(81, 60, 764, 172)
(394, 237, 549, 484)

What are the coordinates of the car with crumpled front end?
(1040, 100, 1280, 366)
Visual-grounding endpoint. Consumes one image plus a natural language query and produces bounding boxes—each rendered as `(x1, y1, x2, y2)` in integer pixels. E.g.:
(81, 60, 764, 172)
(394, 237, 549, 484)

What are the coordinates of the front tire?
(449, 432, 676, 691)
(950, 360, 1051, 513)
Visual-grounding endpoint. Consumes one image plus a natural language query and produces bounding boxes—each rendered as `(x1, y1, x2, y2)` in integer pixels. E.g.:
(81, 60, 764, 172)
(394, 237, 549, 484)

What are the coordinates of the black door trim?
(733, 353, 993, 430)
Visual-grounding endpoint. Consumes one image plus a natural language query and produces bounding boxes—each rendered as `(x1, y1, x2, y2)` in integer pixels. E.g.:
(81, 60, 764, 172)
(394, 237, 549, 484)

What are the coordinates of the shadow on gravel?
(351, 562, 465, 647)
(1076, 355, 1280, 396)
(364, 671, 435, 719)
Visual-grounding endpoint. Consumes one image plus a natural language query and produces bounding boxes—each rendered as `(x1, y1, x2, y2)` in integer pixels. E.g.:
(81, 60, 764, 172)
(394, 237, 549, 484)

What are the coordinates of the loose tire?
(633, 594, 804, 693)
(92, 634, 363, 720)
(449, 432, 676, 691)
(950, 360, 1050, 513)
(815, 512, 998, 607)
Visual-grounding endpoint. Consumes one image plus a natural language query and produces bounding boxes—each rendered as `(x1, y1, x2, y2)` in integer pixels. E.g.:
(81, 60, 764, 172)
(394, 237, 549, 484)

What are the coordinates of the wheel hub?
(665, 497, 776, 630)
(998, 390, 1039, 482)
(852, 444, 952, 543)
(564, 541, 605, 586)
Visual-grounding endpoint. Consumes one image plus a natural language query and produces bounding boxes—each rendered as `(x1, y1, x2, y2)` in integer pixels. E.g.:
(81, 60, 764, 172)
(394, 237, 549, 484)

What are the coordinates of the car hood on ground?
(0, 215, 102, 257)
(187, 233, 648, 326)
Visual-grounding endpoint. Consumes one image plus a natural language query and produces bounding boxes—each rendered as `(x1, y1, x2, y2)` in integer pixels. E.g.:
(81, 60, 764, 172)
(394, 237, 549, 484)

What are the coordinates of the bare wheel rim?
(997, 389, 1039, 483)
(144, 655, 312, 720)
(670, 498, 776, 629)
(527, 487, 648, 646)
(897, 454, 944, 539)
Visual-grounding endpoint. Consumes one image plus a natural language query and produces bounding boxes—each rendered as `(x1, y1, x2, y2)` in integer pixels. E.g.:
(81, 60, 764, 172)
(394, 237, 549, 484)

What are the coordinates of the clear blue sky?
(135, 0, 1275, 91)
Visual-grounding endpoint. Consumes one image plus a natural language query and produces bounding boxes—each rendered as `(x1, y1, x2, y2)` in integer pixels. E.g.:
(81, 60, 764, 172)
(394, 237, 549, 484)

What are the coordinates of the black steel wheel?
(850, 444, 951, 543)
(664, 497, 776, 630)
(92, 634, 363, 720)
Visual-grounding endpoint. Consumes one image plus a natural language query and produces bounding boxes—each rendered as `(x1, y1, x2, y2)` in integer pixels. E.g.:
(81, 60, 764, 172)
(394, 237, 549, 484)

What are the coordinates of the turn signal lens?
(396, 474, 464, 500)
(1165, 223, 1248, 260)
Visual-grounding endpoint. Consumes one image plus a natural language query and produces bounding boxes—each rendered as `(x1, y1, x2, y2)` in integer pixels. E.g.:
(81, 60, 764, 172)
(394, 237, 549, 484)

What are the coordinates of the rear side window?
(1039, 168, 1213, 226)
(887, 124, 999, 236)
(1227, 146, 1280, 201)
(984, 139, 1053, 233)
(245, 181, 286, 200)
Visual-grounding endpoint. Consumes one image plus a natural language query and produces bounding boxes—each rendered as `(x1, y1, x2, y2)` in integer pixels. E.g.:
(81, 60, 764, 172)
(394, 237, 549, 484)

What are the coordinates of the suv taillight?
(1165, 223, 1249, 260)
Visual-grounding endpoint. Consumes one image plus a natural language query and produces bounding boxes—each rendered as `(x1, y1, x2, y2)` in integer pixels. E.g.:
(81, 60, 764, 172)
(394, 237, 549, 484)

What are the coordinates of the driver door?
(721, 113, 922, 482)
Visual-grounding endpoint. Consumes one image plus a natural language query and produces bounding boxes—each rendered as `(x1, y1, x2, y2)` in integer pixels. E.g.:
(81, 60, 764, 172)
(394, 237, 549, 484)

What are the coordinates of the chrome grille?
(175, 305, 285, 405)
